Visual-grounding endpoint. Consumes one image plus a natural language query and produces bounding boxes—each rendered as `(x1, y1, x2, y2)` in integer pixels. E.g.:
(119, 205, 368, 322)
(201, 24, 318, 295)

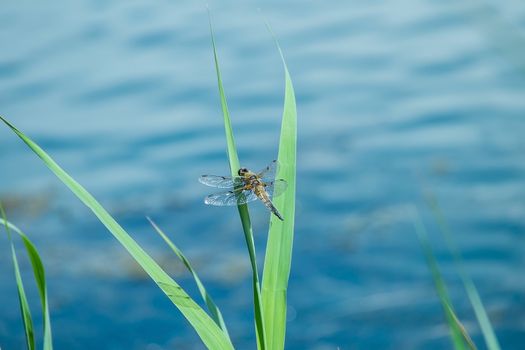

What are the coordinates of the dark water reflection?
(1, 0, 525, 349)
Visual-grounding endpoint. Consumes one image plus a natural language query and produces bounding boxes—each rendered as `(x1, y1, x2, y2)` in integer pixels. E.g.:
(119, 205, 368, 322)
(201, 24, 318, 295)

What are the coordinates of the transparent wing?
(204, 188, 258, 206)
(265, 179, 288, 199)
(257, 160, 280, 181)
(199, 175, 243, 188)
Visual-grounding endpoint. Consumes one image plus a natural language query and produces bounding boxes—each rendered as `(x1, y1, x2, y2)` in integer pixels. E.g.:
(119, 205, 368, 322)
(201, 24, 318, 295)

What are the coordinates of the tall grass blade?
(147, 217, 231, 339)
(1, 203, 35, 350)
(208, 11, 267, 350)
(1, 218, 54, 350)
(261, 24, 297, 350)
(412, 210, 476, 350)
(426, 194, 501, 350)
(0, 115, 234, 350)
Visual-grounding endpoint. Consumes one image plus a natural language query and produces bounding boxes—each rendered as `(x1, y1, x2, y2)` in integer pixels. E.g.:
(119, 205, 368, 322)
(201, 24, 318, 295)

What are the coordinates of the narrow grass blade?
(1, 218, 53, 350)
(1, 203, 35, 350)
(0, 115, 234, 350)
(15, 226, 53, 350)
(412, 210, 476, 350)
(426, 194, 501, 350)
(261, 24, 297, 350)
(147, 217, 231, 339)
(208, 12, 267, 350)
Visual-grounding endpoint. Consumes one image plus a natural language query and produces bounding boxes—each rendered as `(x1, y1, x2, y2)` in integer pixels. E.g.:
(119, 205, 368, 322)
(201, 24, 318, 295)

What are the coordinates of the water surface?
(1, 0, 525, 349)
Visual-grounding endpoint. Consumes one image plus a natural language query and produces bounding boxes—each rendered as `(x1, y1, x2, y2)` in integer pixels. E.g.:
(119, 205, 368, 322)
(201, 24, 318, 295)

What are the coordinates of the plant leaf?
(412, 210, 477, 350)
(261, 25, 297, 350)
(0, 115, 234, 350)
(426, 194, 501, 350)
(147, 217, 231, 339)
(1, 203, 36, 350)
(208, 12, 267, 350)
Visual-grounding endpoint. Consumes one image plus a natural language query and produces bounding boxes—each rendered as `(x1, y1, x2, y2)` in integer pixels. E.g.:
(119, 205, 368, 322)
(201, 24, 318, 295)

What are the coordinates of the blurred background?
(1, 0, 525, 349)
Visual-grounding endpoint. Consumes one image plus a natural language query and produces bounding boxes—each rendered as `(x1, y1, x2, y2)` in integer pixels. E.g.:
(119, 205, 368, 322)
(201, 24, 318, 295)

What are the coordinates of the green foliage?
(412, 210, 476, 350)
(1, 14, 298, 349)
(208, 14, 297, 350)
(261, 25, 297, 350)
(147, 217, 230, 340)
(0, 115, 234, 350)
(1, 202, 53, 350)
(208, 12, 267, 350)
(426, 194, 501, 350)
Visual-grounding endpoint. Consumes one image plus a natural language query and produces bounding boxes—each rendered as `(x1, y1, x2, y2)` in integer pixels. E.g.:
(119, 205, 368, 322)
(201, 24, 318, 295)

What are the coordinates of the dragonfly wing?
(236, 190, 258, 205)
(265, 179, 288, 199)
(204, 188, 258, 206)
(257, 160, 280, 182)
(199, 175, 243, 188)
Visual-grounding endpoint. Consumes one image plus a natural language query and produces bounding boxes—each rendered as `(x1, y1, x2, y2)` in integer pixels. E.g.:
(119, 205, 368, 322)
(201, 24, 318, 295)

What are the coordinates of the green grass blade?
(0, 115, 234, 350)
(1, 203, 35, 350)
(17, 227, 53, 350)
(261, 26, 297, 350)
(412, 211, 476, 350)
(147, 217, 231, 339)
(208, 11, 267, 350)
(0, 215, 53, 349)
(426, 194, 501, 350)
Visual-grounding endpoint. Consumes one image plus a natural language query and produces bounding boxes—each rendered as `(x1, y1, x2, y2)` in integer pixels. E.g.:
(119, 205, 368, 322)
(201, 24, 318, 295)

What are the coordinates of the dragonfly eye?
(238, 168, 248, 176)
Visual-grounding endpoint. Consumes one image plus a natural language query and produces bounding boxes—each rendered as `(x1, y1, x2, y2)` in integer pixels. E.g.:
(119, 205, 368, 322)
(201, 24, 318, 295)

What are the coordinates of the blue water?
(1, 0, 525, 349)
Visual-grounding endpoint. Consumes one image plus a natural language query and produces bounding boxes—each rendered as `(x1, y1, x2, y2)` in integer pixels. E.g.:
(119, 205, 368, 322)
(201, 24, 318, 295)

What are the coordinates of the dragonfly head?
(238, 167, 249, 176)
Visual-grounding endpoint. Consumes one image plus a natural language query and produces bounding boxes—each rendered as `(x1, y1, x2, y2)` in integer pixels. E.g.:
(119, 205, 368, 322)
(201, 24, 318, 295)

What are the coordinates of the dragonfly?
(199, 160, 287, 221)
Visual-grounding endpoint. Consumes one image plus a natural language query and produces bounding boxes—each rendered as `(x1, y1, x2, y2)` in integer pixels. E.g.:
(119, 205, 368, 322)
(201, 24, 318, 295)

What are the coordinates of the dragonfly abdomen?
(254, 185, 284, 221)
